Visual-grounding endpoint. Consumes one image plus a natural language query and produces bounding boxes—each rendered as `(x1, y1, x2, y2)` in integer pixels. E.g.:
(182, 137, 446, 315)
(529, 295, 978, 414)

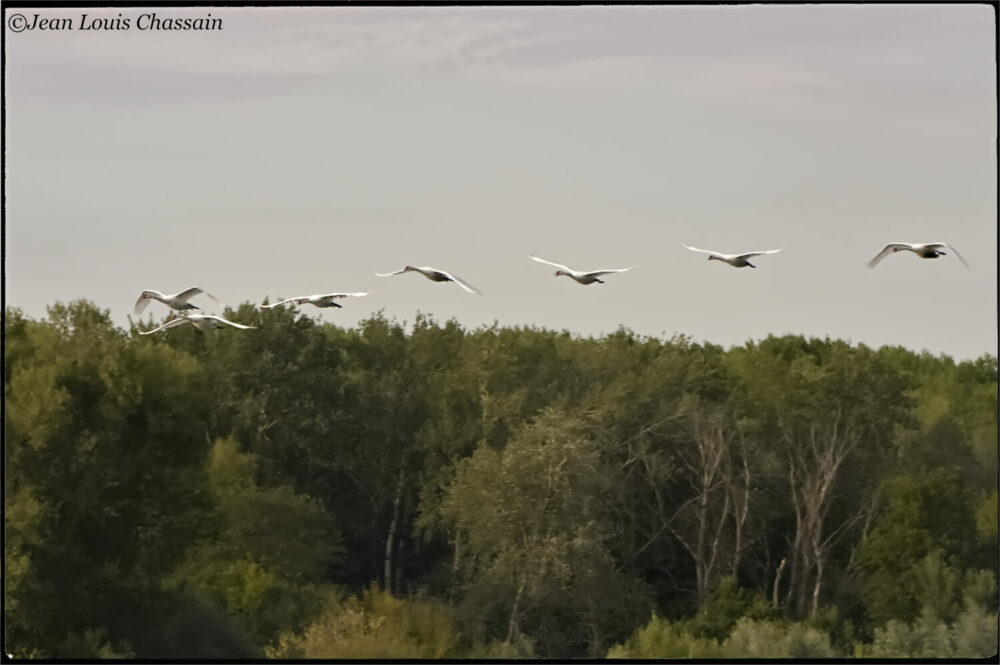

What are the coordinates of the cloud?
(6, 5, 993, 121)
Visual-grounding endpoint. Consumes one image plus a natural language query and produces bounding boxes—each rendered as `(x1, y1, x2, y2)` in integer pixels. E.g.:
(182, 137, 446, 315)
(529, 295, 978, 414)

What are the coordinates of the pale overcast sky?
(4, 5, 997, 359)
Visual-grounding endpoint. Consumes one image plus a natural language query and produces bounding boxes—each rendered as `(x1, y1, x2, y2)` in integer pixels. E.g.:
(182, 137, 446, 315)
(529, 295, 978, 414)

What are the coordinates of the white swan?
(867, 243, 969, 269)
(133, 287, 219, 316)
(261, 292, 370, 309)
(375, 266, 481, 294)
(138, 313, 256, 335)
(527, 254, 637, 285)
(682, 243, 782, 268)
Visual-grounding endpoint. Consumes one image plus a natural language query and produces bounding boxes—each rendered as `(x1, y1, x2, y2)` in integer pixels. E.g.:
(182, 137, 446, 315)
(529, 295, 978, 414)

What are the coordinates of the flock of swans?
(132, 242, 970, 334)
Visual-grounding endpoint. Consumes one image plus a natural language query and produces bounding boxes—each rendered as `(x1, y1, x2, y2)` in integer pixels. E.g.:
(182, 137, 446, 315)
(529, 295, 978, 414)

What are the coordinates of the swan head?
(706, 256, 716, 261)
(554, 270, 567, 277)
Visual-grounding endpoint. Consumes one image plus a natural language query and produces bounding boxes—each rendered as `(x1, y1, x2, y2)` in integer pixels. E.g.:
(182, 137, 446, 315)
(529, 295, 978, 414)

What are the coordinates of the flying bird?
(138, 313, 256, 335)
(682, 244, 782, 268)
(375, 266, 481, 294)
(527, 254, 637, 285)
(133, 287, 219, 317)
(261, 292, 370, 309)
(867, 242, 969, 269)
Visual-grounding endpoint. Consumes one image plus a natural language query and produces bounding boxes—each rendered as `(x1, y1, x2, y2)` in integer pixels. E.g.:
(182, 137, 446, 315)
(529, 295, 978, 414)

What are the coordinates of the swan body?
(867, 243, 969, 269)
(375, 266, 481, 294)
(527, 254, 637, 285)
(138, 313, 256, 334)
(261, 292, 370, 309)
(134, 287, 219, 316)
(682, 244, 781, 268)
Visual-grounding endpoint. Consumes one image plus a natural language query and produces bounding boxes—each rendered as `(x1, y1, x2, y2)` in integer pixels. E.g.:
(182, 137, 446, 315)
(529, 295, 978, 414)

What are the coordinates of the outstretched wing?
(867, 243, 909, 269)
(177, 287, 220, 307)
(930, 243, 970, 269)
(137, 317, 191, 335)
(586, 267, 638, 277)
(320, 292, 370, 299)
(682, 243, 723, 258)
(133, 292, 154, 317)
(439, 270, 482, 295)
(203, 315, 257, 330)
(375, 268, 408, 277)
(528, 254, 574, 272)
(737, 249, 782, 259)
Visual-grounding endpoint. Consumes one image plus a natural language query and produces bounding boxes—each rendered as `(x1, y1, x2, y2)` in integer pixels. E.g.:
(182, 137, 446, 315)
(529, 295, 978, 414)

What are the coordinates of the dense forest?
(4, 300, 998, 658)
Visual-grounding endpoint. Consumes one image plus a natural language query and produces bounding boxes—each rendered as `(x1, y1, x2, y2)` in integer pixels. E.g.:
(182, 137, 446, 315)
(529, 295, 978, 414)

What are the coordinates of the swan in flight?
(527, 254, 637, 285)
(867, 243, 969, 269)
(138, 313, 256, 335)
(375, 266, 482, 294)
(261, 292, 370, 309)
(682, 244, 782, 268)
(133, 287, 219, 316)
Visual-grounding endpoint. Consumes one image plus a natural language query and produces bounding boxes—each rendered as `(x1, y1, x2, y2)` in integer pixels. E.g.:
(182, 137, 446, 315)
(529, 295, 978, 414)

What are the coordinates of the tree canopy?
(4, 300, 997, 658)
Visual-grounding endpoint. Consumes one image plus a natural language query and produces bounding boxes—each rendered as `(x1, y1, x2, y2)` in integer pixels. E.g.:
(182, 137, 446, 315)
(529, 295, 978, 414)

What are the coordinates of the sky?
(4, 4, 997, 360)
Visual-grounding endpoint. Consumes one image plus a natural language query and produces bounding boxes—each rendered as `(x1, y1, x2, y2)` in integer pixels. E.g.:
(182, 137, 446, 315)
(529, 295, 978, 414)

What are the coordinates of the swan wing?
(137, 317, 191, 335)
(586, 267, 638, 277)
(737, 249, 782, 259)
(528, 254, 574, 272)
(933, 243, 970, 269)
(174, 286, 206, 303)
(321, 292, 370, 299)
(867, 243, 910, 269)
(439, 270, 482, 295)
(174, 287, 220, 307)
(202, 315, 257, 329)
(682, 243, 723, 258)
(133, 291, 156, 316)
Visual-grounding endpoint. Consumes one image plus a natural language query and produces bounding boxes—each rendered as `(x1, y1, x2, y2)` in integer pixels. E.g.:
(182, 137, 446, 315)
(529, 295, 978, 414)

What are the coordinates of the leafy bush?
(860, 603, 998, 658)
(721, 617, 839, 657)
(686, 576, 775, 641)
(268, 587, 459, 658)
(606, 615, 722, 658)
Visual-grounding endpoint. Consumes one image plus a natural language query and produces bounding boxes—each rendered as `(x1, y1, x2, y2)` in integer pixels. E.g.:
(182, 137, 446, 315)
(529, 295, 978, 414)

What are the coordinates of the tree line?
(4, 300, 997, 658)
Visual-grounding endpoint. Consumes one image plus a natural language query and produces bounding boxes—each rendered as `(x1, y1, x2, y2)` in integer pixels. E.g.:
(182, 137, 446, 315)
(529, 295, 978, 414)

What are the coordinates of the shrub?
(721, 618, 839, 657)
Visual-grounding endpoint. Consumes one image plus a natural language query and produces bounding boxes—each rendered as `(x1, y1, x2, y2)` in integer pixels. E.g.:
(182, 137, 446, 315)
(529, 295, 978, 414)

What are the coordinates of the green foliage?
(911, 550, 963, 622)
(5, 302, 996, 657)
(131, 592, 263, 658)
(4, 301, 213, 655)
(164, 439, 337, 645)
(269, 587, 459, 658)
(607, 615, 722, 658)
(165, 553, 320, 647)
(52, 628, 136, 659)
(439, 407, 648, 657)
(685, 576, 775, 641)
(976, 489, 998, 554)
(860, 603, 998, 658)
(853, 468, 978, 625)
(610, 611, 839, 659)
(961, 569, 998, 612)
(721, 617, 839, 657)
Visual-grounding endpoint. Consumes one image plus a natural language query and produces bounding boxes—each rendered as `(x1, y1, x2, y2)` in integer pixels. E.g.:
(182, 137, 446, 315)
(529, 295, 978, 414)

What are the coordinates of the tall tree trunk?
(784, 488, 804, 613)
(507, 578, 526, 644)
(811, 543, 823, 616)
(772, 557, 787, 609)
(384, 466, 405, 595)
(695, 484, 709, 602)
